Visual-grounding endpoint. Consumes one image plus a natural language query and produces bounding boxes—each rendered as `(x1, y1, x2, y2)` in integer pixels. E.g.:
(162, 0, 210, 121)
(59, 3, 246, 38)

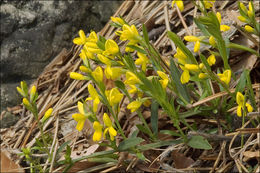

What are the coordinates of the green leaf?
(235, 70, 247, 93)
(114, 80, 126, 91)
(136, 152, 146, 161)
(96, 35, 106, 51)
(169, 59, 190, 103)
(151, 101, 159, 136)
(118, 137, 144, 151)
(57, 141, 71, 156)
(160, 130, 181, 137)
(130, 129, 139, 138)
(137, 139, 183, 151)
(245, 69, 257, 110)
(88, 157, 117, 163)
(136, 124, 151, 136)
(142, 24, 149, 44)
(65, 145, 72, 164)
(187, 135, 212, 150)
(194, 18, 210, 36)
(126, 45, 147, 54)
(167, 31, 197, 64)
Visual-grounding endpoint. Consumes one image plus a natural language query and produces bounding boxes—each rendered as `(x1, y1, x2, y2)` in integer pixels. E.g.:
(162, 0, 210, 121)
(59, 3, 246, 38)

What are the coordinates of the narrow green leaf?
(187, 135, 212, 150)
(136, 152, 146, 161)
(235, 70, 247, 93)
(126, 45, 147, 54)
(151, 101, 159, 136)
(118, 137, 144, 151)
(136, 124, 151, 136)
(169, 59, 190, 103)
(245, 69, 257, 110)
(57, 141, 71, 156)
(88, 157, 117, 163)
(142, 24, 149, 44)
(114, 80, 126, 91)
(137, 139, 183, 151)
(194, 18, 210, 36)
(160, 130, 181, 137)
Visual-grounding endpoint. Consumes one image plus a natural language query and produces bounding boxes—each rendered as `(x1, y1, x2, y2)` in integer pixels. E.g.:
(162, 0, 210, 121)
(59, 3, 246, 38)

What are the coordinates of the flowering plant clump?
(16, 1, 259, 172)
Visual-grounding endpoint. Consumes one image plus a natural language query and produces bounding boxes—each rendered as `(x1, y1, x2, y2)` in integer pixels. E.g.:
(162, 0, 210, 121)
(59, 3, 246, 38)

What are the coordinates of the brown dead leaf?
(1, 150, 24, 173)
(172, 150, 195, 169)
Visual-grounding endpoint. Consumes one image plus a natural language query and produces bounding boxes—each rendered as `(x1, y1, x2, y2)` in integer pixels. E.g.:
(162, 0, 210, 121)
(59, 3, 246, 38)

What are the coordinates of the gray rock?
(0, 0, 122, 113)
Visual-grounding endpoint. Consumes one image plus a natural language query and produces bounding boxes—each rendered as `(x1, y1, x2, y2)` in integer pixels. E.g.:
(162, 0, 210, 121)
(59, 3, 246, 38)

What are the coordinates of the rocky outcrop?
(0, 0, 121, 112)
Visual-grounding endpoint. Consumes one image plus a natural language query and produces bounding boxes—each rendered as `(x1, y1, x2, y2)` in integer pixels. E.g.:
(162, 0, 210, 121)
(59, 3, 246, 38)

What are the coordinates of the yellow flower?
(111, 16, 125, 26)
(199, 63, 205, 70)
(93, 121, 103, 141)
(157, 71, 169, 89)
(105, 66, 122, 80)
(92, 66, 103, 83)
(220, 25, 230, 32)
(184, 36, 201, 52)
(207, 54, 216, 66)
(174, 47, 187, 59)
(244, 25, 254, 33)
(172, 0, 184, 12)
(80, 49, 94, 60)
(209, 36, 216, 47)
(73, 30, 87, 45)
(135, 52, 149, 72)
(80, 66, 91, 74)
(184, 64, 200, 72)
(217, 69, 231, 85)
(70, 72, 86, 80)
(84, 42, 102, 54)
(42, 108, 53, 122)
(86, 84, 100, 112)
(180, 69, 190, 84)
(104, 39, 119, 56)
(120, 24, 140, 43)
(86, 31, 98, 43)
(105, 88, 123, 106)
(203, 0, 215, 9)
(237, 16, 247, 22)
(103, 113, 117, 141)
(199, 73, 208, 79)
(236, 92, 253, 117)
(72, 113, 87, 131)
(128, 85, 137, 94)
(127, 100, 142, 112)
(97, 54, 111, 65)
(124, 71, 141, 85)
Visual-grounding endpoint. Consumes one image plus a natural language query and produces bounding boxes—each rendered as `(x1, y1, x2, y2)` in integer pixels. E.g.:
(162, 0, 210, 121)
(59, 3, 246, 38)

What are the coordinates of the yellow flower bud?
(220, 25, 230, 32)
(209, 36, 216, 47)
(199, 73, 208, 79)
(207, 54, 216, 66)
(104, 39, 119, 55)
(97, 54, 111, 65)
(184, 36, 200, 42)
(127, 100, 142, 112)
(17, 86, 26, 97)
(248, 10, 254, 18)
(184, 64, 200, 72)
(216, 12, 221, 24)
(70, 72, 86, 80)
(23, 98, 31, 108)
(244, 25, 254, 33)
(80, 66, 91, 73)
(246, 103, 253, 113)
(110, 17, 125, 25)
(180, 70, 190, 84)
(239, 2, 248, 13)
(237, 16, 247, 22)
(236, 92, 244, 106)
(199, 63, 205, 69)
(43, 108, 53, 120)
(194, 41, 200, 52)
